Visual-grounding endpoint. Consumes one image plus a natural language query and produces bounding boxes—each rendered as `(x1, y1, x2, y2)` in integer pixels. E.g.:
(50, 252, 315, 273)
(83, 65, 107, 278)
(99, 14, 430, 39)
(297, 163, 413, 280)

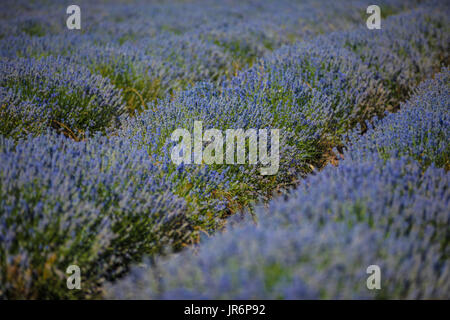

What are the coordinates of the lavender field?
(0, 0, 448, 299)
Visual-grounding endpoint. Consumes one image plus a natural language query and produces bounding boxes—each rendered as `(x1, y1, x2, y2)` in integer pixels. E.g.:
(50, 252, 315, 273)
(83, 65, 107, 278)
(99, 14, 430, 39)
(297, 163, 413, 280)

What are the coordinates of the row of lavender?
(0, 3, 448, 298)
(107, 68, 450, 299)
(0, 0, 417, 131)
(118, 6, 448, 222)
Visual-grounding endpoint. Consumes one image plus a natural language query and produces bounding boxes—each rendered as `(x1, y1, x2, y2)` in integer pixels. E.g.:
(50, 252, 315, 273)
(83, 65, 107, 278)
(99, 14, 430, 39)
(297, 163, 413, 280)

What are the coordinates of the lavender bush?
(106, 69, 450, 299)
(0, 56, 125, 138)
